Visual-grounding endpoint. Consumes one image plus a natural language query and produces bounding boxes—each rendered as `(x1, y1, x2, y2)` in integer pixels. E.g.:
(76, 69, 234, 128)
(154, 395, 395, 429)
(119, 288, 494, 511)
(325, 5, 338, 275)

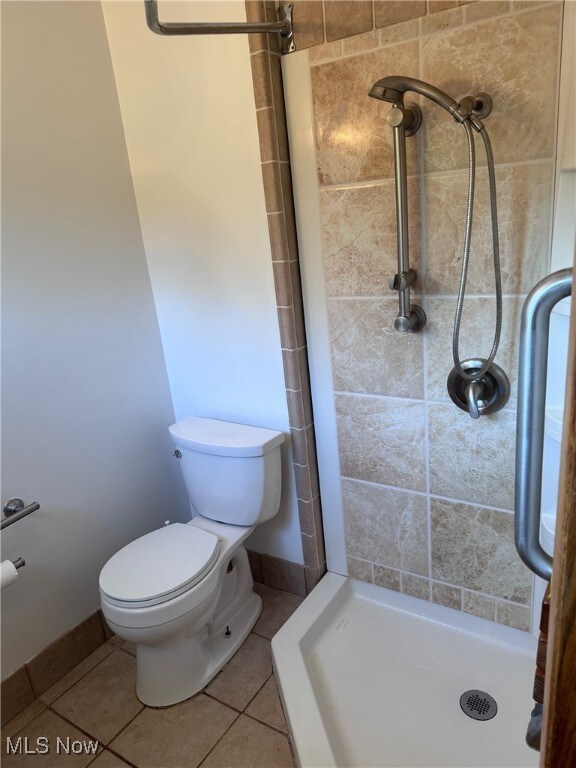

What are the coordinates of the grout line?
(317, 156, 555, 192)
(196, 710, 242, 767)
(38, 644, 117, 706)
(349, 556, 531, 611)
(341, 475, 515, 515)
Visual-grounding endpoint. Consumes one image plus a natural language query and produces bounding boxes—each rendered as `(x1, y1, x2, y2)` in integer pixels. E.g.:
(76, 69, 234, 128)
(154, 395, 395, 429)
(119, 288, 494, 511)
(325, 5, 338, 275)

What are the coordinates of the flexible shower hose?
(451, 121, 503, 382)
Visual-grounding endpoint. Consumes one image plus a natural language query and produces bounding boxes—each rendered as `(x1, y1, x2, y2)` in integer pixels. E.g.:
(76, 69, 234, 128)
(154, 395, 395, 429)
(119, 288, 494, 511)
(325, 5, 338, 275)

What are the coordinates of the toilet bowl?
(99, 417, 284, 707)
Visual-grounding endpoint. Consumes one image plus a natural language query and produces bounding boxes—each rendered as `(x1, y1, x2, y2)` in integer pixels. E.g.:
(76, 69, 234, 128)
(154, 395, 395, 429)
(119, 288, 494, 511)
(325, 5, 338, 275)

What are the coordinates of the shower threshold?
(272, 573, 538, 768)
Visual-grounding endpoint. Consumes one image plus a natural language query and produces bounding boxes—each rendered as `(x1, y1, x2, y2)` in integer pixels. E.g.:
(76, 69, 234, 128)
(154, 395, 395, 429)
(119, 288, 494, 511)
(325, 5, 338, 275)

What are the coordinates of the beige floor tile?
(86, 750, 130, 767)
(206, 634, 272, 711)
(119, 641, 136, 656)
(110, 694, 237, 768)
(245, 675, 288, 734)
(1, 709, 101, 768)
(252, 584, 304, 640)
(200, 714, 294, 768)
(40, 643, 114, 704)
(51, 650, 143, 744)
(1, 700, 46, 739)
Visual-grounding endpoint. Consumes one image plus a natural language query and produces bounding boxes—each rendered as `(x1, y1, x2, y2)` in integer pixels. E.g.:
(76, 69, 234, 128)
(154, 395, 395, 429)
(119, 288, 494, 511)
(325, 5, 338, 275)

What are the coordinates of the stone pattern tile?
(51, 650, 143, 744)
(336, 394, 427, 492)
(428, 404, 516, 509)
(331, 299, 425, 398)
(424, 163, 553, 295)
(320, 181, 422, 297)
(421, 5, 561, 171)
(2, 585, 299, 768)
(431, 498, 533, 604)
(311, 42, 420, 184)
(343, 478, 429, 575)
(424, 296, 523, 407)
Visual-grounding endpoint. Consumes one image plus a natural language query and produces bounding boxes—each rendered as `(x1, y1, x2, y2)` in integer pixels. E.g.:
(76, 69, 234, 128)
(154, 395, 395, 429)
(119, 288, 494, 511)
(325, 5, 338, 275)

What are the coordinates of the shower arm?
(144, 0, 295, 55)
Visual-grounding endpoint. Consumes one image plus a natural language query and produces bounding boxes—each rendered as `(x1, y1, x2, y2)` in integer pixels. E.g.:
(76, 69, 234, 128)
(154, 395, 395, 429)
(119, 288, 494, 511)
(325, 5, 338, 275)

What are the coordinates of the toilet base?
(135, 589, 262, 707)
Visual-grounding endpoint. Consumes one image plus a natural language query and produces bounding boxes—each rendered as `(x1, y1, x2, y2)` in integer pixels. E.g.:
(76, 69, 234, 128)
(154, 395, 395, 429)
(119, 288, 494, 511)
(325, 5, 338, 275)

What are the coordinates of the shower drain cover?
(460, 690, 498, 721)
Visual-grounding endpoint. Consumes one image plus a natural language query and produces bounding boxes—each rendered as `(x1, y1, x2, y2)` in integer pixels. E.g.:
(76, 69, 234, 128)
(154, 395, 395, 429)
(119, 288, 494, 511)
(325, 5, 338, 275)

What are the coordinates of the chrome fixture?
(369, 76, 509, 418)
(447, 359, 510, 419)
(1, 498, 40, 530)
(12, 557, 25, 570)
(144, 0, 295, 55)
(515, 268, 572, 581)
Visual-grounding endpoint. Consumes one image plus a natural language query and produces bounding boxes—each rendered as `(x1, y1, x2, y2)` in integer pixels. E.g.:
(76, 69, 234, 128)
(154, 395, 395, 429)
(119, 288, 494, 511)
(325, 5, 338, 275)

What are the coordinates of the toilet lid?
(99, 523, 220, 604)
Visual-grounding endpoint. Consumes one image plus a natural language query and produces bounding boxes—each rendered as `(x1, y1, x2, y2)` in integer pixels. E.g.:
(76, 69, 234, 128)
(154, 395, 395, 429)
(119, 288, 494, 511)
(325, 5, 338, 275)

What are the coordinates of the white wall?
(1, 0, 191, 677)
(102, 1, 303, 564)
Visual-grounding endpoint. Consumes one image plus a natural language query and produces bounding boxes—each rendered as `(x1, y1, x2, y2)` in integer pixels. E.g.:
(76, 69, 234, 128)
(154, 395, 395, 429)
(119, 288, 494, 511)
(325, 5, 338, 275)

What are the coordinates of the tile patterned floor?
(1, 584, 303, 768)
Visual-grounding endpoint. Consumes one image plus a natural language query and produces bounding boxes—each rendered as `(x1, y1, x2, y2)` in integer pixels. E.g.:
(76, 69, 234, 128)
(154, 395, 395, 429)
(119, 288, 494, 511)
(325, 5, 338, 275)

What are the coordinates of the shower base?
(272, 573, 538, 768)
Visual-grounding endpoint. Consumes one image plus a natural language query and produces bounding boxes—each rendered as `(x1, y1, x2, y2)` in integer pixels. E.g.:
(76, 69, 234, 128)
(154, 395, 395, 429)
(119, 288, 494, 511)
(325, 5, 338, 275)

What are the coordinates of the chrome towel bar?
(144, 0, 295, 55)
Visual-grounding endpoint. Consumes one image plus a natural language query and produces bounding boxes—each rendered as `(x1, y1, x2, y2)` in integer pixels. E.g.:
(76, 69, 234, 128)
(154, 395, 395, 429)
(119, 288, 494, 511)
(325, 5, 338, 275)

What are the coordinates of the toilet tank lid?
(169, 417, 284, 457)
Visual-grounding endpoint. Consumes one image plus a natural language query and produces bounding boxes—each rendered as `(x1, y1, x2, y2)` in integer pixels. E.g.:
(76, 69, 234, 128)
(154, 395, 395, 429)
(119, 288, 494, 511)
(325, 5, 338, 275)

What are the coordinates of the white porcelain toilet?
(99, 416, 284, 707)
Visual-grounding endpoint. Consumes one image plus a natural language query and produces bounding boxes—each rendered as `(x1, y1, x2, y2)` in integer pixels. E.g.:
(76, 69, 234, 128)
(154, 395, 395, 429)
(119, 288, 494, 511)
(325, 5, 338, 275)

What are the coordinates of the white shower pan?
(272, 573, 538, 768)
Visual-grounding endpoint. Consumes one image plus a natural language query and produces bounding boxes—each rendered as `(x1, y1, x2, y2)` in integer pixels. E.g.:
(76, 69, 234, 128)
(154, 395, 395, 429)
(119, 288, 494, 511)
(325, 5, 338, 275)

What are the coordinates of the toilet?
(99, 416, 284, 707)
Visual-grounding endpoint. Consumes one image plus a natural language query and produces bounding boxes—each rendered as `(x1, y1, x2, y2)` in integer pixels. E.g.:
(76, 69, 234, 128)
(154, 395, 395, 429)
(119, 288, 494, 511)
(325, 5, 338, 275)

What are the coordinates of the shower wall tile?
(324, 1, 373, 42)
(343, 478, 429, 575)
(347, 556, 374, 583)
(464, 0, 510, 23)
(320, 180, 421, 297)
(374, 565, 401, 591)
(374, 1, 426, 27)
(336, 394, 427, 491)
(421, 4, 561, 171)
(401, 573, 431, 600)
(379, 17, 420, 45)
(309, 40, 343, 64)
(432, 581, 462, 610)
(290, 1, 324, 51)
(431, 498, 532, 604)
(420, 5, 463, 33)
(424, 296, 522, 406)
(424, 163, 553, 295)
(331, 299, 425, 398)
(463, 591, 496, 621)
(341, 31, 380, 56)
(495, 600, 531, 632)
(311, 42, 420, 184)
(428, 0, 459, 12)
(428, 404, 516, 509)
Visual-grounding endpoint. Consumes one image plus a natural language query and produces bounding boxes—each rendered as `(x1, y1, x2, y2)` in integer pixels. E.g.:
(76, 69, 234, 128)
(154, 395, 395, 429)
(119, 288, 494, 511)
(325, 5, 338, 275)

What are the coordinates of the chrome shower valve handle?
(448, 359, 510, 419)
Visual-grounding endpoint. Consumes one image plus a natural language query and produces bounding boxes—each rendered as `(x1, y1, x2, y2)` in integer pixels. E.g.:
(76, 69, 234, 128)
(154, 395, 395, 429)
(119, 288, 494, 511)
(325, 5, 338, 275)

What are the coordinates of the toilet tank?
(169, 417, 284, 526)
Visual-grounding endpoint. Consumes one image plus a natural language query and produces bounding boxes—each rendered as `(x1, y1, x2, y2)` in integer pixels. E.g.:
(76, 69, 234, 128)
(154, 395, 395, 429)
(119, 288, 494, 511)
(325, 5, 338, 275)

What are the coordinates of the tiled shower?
(294, 0, 562, 631)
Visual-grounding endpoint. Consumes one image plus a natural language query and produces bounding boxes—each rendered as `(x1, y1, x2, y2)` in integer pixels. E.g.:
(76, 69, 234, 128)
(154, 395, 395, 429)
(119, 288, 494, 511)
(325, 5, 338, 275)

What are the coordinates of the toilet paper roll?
(1, 560, 19, 590)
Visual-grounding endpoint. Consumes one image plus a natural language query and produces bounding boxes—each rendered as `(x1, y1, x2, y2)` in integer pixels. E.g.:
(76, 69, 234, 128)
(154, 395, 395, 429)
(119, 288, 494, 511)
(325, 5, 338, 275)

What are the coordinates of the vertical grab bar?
(387, 106, 426, 333)
(515, 268, 572, 581)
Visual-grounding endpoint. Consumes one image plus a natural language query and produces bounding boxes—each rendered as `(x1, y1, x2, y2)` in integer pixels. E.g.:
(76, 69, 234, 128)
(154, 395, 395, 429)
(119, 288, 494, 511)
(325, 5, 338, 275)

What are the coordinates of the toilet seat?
(99, 523, 220, 608)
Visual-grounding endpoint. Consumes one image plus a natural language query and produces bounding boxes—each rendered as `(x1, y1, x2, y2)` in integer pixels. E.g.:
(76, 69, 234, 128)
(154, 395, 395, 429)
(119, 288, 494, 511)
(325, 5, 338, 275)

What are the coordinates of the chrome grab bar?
(144, 1, 295, 55)
(387, 105, 426, 333)
(515, 268, 572, 580)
